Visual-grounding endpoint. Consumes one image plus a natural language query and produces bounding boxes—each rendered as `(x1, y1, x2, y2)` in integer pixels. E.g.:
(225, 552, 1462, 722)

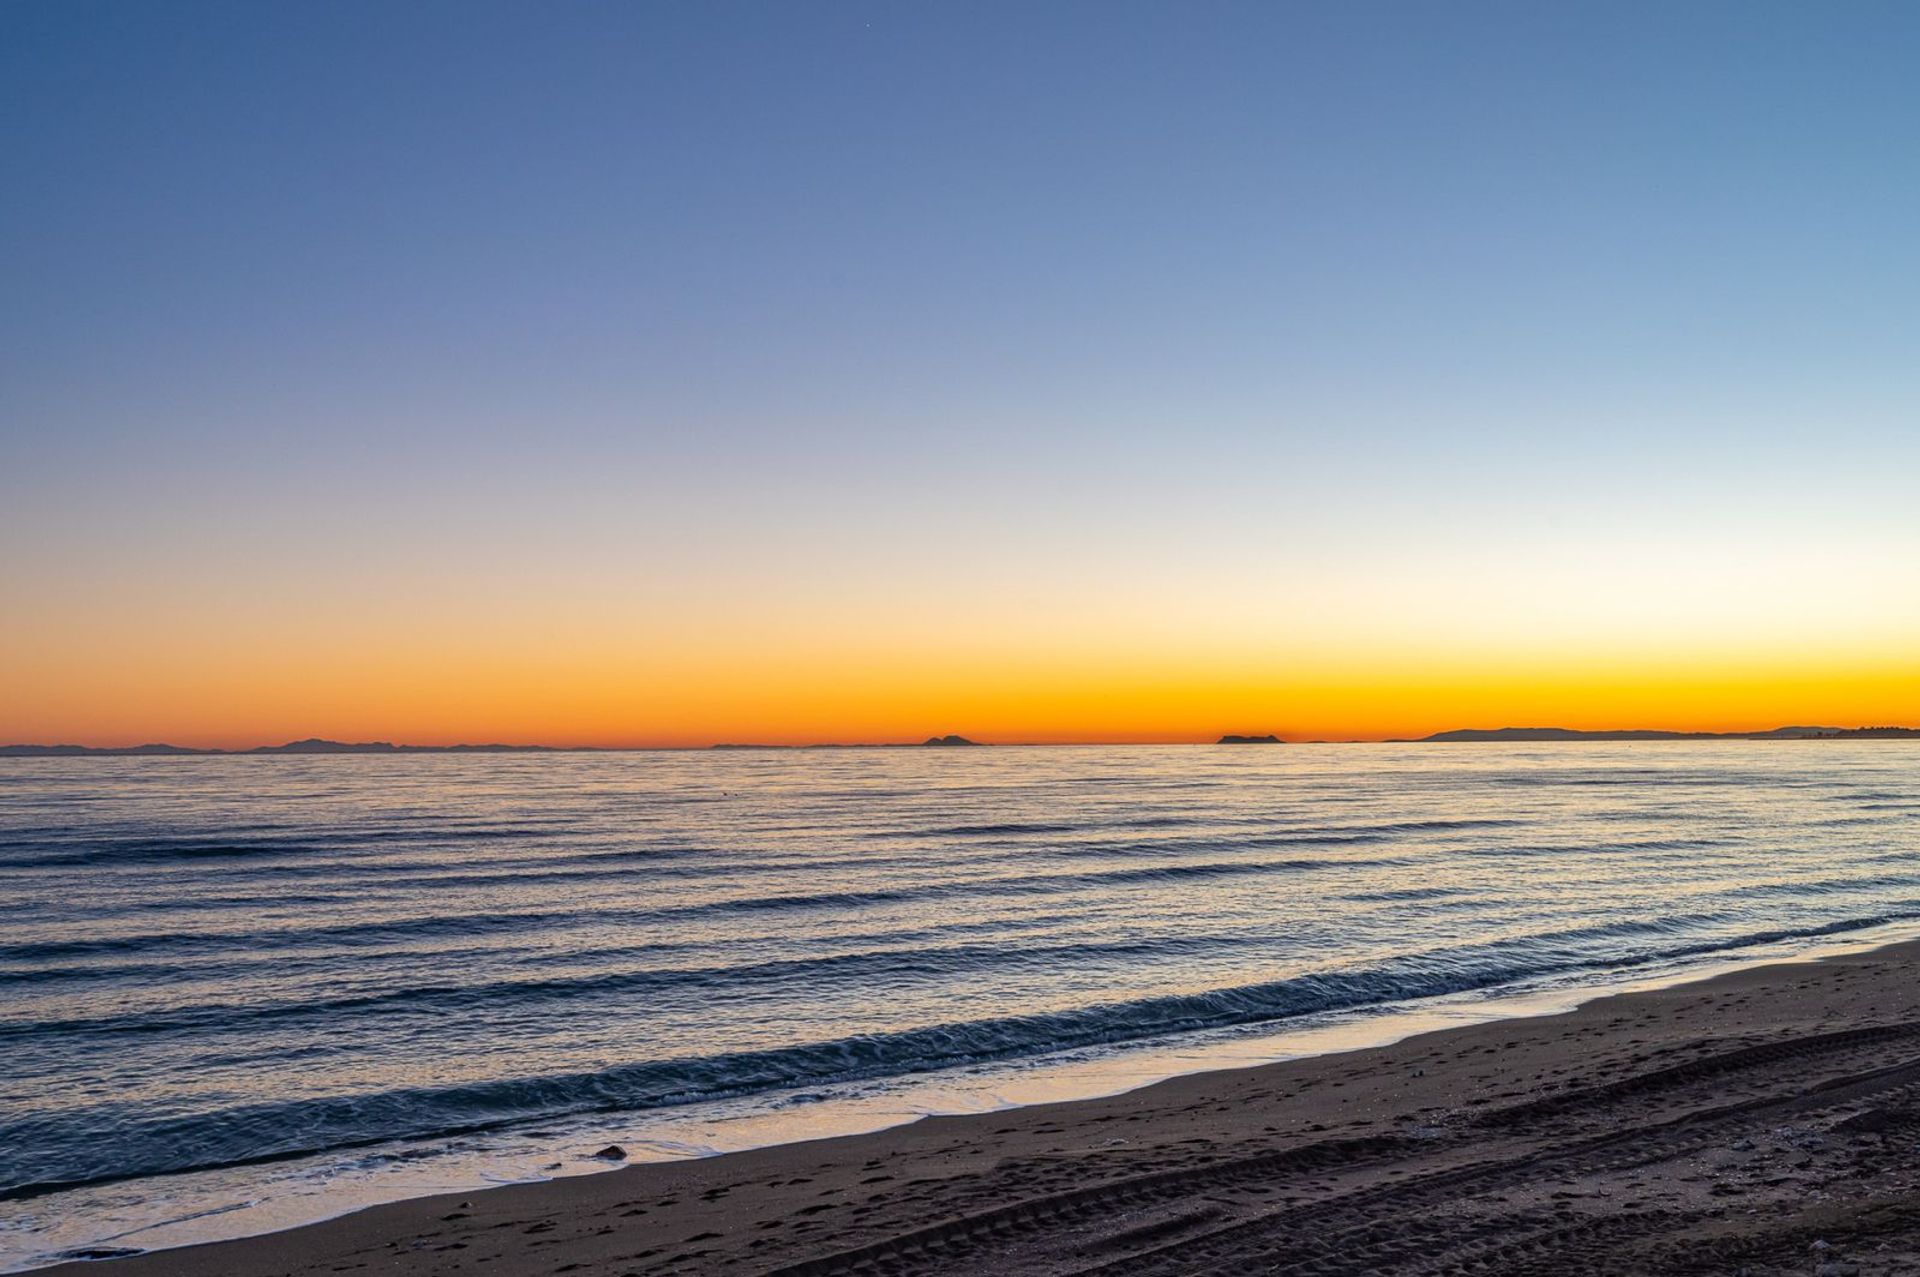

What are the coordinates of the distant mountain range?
(4, 728, 1915, 757)
(0, 739, 573, 757)
(1, 735, 987, 757)
(1412, 726, 1920, 742)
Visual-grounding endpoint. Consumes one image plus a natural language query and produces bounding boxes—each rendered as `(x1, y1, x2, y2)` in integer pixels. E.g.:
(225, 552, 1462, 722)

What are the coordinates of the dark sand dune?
(61, 940, 1920, 1277)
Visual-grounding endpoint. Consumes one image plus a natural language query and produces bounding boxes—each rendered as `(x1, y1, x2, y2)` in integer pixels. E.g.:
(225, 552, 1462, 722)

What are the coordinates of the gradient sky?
(4, 1, 1919, 747)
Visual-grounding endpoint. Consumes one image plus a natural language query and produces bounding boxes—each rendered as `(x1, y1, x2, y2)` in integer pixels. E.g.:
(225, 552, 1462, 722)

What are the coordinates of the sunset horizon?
(11, 623, 1920, 749)
(12, 706, 1920, 754)
(9, 649, 1920, 749)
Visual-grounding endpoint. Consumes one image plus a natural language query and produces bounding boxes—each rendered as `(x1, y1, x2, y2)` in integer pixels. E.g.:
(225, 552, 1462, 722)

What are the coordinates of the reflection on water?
(2, 742, 1917, 1268)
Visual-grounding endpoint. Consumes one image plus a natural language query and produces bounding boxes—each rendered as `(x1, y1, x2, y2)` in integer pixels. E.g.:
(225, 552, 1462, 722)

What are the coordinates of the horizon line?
(6, 723, 1920, 755)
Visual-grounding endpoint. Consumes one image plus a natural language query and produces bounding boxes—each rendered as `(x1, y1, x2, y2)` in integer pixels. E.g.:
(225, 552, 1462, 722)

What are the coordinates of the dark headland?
(1414, 725, 1920, 742)
(1217, 733, 1283, 744)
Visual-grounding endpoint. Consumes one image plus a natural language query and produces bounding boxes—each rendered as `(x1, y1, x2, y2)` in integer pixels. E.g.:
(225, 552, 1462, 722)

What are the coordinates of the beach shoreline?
(45, 934, 1920, 1276)
(16, 917, 1919, 1274)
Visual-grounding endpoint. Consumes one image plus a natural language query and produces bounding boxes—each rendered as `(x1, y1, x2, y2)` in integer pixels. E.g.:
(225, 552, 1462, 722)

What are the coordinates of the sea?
(3, 742, 1918, 1270)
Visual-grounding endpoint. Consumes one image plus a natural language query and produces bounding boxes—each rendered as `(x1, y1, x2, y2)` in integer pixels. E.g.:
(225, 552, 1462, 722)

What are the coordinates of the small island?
(1217, 734, 1283, 745)
(922, 735, 981, 747)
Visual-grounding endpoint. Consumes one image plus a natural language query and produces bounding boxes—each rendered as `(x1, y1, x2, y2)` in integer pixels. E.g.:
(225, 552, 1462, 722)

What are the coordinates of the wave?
(0, 841, 312, 868)
(1341, 886, 1475, 902)
(0, 933, 1270, 1040)
(6, 908, 1911, 1200)
(0, 854, 1396, 965)
(0, 824, 614, 868)
(1452, 836, 1723, 858)
(906, 821, 1086, 837)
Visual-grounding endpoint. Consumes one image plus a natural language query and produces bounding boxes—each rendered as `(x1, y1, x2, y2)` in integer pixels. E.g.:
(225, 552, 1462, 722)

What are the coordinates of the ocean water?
(3, 742, 1919, 1268)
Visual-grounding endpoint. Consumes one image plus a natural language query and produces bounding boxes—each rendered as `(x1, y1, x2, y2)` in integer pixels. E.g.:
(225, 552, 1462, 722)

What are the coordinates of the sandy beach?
(45, 938, 1920, 1277)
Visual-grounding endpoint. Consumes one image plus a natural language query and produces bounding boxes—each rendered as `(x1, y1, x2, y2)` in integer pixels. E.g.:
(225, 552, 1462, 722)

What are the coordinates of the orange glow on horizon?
(8, 527, 1919, 751)
(5, 639, 1916, 751)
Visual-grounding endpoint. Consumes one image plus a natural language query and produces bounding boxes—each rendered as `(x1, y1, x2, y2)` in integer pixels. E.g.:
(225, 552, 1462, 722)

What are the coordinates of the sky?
(4, 1, 1919, 747)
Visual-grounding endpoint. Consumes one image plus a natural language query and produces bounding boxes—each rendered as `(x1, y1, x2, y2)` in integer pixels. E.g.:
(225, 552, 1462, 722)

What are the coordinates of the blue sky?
(9, 2, 1919, 500)
(4, 2, 1919, 742)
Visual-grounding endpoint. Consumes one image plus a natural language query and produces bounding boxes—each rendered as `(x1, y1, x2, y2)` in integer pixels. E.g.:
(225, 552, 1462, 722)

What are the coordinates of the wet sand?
(56, 939, 1920, 1276)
